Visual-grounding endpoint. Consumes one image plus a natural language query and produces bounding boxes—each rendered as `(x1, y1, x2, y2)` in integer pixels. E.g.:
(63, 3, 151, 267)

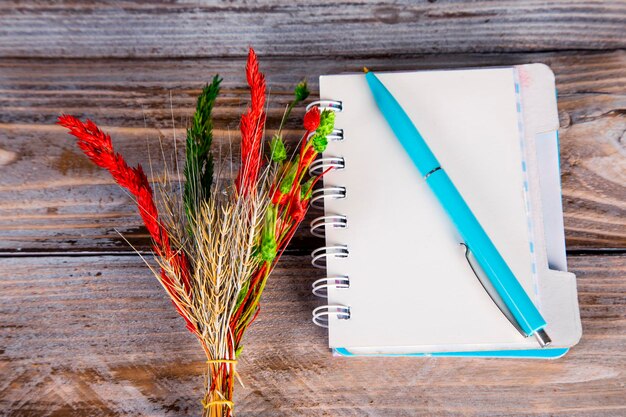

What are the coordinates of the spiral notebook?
(308, 64, 582, 358)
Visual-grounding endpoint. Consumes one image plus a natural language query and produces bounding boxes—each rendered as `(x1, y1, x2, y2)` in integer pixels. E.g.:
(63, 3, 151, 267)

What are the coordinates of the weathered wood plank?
(1, 254, 624, 416)
(0, 51, 624, 252)
(0, 1, 624, 59)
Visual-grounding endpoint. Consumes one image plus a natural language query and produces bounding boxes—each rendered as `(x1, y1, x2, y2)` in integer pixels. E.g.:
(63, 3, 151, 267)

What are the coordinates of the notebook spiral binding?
(307, 99, 352, 328)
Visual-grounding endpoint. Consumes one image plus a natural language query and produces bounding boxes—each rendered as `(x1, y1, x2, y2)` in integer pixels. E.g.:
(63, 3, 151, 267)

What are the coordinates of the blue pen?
(364, 68, 551, 347)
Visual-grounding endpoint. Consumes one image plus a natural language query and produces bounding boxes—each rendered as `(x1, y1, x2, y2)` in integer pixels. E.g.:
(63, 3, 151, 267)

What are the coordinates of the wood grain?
(0, 254, 624, 416)
(0, 1, 625, 59)
(0, 51, 624, 252)
(1, 2, 623, 416)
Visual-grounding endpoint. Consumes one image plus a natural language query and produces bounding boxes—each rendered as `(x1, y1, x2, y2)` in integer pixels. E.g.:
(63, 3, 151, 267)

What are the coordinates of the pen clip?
(461, 243, 527, 338)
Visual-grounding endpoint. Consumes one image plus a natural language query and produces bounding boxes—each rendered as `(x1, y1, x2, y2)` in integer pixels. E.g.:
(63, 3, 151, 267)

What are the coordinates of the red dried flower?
(288, 185, 307, 222)
(57, 115, 196, 334)
(302, 146, 318, 168)
(236, 48, 267, 196)
(271, 189, 288, 205)
(303, 106, 320, 131)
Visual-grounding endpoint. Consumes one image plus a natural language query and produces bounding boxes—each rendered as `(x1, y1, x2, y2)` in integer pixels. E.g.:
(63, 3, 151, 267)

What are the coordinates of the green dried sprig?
(269, 134, 287, 162)
(294, 80, 310, 102)
(184, 75, 221, 218)
(311, 109, 335, 153)
(259, 205, 278, 262)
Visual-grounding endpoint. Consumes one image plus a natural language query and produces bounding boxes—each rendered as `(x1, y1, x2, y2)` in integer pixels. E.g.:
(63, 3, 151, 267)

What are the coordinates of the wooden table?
(1, 2, 625, 416)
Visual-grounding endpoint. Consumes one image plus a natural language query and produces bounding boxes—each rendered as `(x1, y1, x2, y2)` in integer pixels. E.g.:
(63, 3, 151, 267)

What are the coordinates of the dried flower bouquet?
(58, 48, 335, 417)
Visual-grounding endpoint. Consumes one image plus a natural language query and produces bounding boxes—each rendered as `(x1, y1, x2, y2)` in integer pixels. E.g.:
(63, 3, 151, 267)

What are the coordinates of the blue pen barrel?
(426, 168, 546, 336)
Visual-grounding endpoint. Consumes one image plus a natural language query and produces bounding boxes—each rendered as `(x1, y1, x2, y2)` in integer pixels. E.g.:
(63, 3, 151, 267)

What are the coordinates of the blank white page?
(319, 68, 537, 350)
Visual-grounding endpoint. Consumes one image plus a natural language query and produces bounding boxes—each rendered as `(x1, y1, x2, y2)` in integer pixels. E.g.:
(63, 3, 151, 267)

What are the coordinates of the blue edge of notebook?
(335, 89, 568, 360)
(335, 347, 569, 359)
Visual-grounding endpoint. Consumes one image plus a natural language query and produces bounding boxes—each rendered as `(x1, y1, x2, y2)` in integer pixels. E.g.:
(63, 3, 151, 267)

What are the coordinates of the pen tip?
(534, 329, 552, 348)
(363, 67, 369, 73)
